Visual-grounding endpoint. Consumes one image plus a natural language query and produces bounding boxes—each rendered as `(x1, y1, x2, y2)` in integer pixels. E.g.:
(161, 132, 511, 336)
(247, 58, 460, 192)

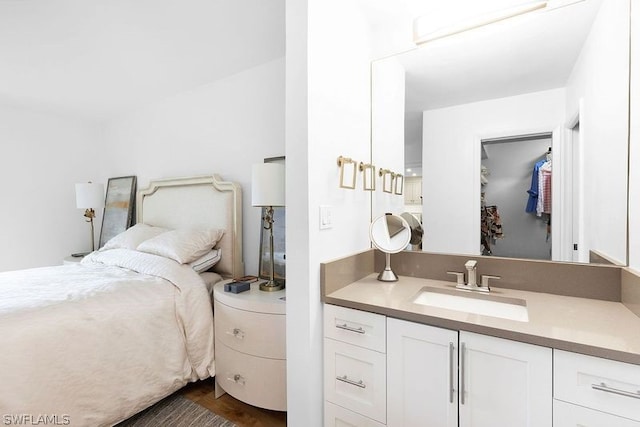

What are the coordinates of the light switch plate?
(319, 205, 333, 229)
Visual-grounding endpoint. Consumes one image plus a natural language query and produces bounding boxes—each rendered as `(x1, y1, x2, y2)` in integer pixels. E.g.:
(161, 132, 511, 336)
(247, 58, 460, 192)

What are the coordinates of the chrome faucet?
(447, 260, 499, 293)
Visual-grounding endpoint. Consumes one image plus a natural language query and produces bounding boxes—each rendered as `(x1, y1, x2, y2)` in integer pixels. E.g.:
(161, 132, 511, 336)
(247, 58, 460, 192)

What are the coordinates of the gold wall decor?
(379, 168, 395, 193)
(359, 162, 376, 191)
(337, 156, 357, 189)
(394, 173, 404, 195)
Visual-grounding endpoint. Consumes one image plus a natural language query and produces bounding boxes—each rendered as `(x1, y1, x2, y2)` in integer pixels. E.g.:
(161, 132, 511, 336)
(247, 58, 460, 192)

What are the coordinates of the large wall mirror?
(371, 0, 630, 265)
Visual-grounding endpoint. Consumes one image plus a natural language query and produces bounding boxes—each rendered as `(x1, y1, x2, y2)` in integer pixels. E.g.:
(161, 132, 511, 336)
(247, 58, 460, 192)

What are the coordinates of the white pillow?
(100, 223, 168, 251)
(189, 249, 222, 273)
(137, 228, 224, 264)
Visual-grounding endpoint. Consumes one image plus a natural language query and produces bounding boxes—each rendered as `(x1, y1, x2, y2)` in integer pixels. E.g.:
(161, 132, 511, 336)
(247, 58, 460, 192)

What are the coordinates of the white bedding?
(0, 249, 215, 426)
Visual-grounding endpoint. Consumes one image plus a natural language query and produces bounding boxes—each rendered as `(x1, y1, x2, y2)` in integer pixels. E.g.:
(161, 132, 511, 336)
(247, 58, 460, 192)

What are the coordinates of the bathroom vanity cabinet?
(324, 304, 552, 427)
(388, 318, 552, 427)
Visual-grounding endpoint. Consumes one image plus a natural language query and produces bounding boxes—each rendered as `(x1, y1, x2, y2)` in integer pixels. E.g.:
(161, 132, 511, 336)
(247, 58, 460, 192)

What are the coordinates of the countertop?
(323, 274, 640, 365)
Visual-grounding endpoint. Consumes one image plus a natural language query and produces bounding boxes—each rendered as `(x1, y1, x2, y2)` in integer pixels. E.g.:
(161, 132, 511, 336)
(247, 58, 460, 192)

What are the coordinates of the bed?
(0, 174, 243, 426)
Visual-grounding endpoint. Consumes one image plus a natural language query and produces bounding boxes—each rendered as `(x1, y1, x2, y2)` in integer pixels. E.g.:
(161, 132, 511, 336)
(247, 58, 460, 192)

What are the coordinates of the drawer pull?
(336, 375, 366, 389)
(228, 374, 246, 386)
(226, 328, 245, 339)
(591, 382, 640, 400)
(335, 323, 365, 334)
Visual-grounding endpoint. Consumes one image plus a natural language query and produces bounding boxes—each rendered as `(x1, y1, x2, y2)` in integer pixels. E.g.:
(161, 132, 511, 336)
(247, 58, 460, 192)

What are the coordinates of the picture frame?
(259, 156, 286, 285)
(99, 176, 137, 248)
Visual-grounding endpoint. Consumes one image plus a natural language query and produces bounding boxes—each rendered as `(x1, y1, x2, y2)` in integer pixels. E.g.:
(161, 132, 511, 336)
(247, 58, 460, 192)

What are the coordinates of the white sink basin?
(412, 287, 529, 322)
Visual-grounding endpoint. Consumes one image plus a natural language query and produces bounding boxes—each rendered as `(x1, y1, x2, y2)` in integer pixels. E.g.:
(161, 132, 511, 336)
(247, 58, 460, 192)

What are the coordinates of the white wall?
(0, 103, 101, 271)
(565, 0, 629, 265)
(101, 58, 285, 275)
(286, 0, 375, 424)
(422, 88, 565, 255)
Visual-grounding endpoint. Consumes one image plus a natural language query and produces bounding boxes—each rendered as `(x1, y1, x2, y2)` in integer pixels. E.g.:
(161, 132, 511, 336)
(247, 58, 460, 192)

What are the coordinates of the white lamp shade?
(75, 182, 105, 209)
(252, 163, 285, 207)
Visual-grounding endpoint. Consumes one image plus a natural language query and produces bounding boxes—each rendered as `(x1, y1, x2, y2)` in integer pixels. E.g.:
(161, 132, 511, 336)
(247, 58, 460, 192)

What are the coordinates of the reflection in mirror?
(394, 174, 404, 195)
(371, 0, 629, 265)
(360, 162, 376, 191)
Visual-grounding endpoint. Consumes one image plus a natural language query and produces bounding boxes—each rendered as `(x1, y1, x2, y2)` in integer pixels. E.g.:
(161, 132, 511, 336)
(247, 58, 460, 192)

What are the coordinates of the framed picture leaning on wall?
(99, 176, 137, 248)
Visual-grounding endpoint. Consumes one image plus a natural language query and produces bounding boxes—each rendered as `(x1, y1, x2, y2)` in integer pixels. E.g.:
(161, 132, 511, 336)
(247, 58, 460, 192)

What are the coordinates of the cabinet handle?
(335, 323, 365, 334)
(226, 328, 244, 339)
(591, 382, 640, 400)
(227, 374, 246, 386)
(336, 375, 366, 389)
(460, 342, 466, 405)
(449, 342, 455, 404)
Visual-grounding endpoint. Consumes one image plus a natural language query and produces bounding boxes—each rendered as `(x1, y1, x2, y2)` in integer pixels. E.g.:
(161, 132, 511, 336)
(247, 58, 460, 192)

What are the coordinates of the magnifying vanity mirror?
(371, 0, 629, 266)
(370, 213, 412, 281)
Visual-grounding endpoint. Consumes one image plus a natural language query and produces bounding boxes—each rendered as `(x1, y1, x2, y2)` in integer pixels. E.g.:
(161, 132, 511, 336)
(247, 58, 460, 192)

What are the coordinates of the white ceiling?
(0, 0, 285, 121)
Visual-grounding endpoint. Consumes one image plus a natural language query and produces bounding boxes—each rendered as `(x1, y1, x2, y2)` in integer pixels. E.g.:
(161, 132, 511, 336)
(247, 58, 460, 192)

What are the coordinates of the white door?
(387, 318, 458, 427)
(459, 331, 552, 427)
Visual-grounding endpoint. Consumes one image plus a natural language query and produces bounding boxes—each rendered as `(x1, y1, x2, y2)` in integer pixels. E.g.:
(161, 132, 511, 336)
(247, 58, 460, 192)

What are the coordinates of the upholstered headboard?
(136, 175, 244, 279)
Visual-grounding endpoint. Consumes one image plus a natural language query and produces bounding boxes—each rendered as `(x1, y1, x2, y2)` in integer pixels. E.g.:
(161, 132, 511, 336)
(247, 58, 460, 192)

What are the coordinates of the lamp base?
(259, 280, 285, 292)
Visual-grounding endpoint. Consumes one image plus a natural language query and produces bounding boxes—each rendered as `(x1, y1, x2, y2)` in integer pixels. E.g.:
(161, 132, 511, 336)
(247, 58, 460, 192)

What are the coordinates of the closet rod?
(481, 132, 552, 145)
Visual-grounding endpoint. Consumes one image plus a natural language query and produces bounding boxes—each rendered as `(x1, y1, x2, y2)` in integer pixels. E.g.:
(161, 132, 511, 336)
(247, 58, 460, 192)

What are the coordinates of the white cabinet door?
(459, 331, 552, 427)
(554, 400, 640, 427)
(387, 318, 458, 427)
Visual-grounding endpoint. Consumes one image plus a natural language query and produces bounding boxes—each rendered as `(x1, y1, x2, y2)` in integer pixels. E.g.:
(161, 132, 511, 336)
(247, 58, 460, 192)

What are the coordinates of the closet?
(481, 134, 552, 260)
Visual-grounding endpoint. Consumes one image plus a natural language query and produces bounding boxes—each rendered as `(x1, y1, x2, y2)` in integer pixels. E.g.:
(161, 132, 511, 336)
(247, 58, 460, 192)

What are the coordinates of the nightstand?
(213, 280, 286, 411)
(63, 255, 84, 265)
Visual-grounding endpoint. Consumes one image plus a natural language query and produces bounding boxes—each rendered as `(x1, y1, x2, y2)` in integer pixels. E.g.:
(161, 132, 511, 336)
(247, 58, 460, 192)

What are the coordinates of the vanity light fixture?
(337, 156, 357, 189)
(413, 0, 586, 45)
(75, 182, 105, 253)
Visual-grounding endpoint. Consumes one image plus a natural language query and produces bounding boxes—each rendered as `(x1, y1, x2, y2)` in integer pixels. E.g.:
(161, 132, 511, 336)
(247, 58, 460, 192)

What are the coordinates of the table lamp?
(251, 163, 285, 291)
(75, 182, 105, 252)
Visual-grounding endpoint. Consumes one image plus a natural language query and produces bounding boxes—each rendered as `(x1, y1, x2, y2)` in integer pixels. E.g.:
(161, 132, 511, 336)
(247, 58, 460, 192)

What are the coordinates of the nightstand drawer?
(324, 338, 386, 423)
(215, 340, 287, 411)
(324, 304, 386, 352)
(554, 350, 640, 421)
(214, 299, 286, 359)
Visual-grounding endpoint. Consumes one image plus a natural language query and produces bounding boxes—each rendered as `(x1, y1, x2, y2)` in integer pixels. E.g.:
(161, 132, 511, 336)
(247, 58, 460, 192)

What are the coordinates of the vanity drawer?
(554, 400, 640, 426)
(324, 338, 386, 423)
(215, 339, 287, 411)
(214, 299, 286, 359)
(324, 304, 386, 352)
(554, 350, 640, 421)
(324, 401, 386, 427)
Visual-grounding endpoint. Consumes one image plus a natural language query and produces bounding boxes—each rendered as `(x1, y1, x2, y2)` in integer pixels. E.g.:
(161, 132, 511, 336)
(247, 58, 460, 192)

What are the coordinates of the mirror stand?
(378, 252, 398, 282)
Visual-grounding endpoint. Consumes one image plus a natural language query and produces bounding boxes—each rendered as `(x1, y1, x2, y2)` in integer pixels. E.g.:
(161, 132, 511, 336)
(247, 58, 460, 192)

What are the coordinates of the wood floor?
(179, 378, 287, 427)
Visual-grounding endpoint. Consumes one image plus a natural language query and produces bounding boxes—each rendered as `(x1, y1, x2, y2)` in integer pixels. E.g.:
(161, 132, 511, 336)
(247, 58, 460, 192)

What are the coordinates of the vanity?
(320, 250, 640, 427)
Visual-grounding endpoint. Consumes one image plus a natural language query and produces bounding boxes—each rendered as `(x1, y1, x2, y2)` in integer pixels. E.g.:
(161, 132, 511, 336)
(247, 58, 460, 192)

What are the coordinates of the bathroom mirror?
(370, 213, 411, 281)
(371, 0, 629, 265)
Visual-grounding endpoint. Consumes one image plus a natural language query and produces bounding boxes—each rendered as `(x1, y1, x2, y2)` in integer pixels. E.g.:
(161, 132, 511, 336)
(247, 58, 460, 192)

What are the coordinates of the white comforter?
(0, 249, 215, 426)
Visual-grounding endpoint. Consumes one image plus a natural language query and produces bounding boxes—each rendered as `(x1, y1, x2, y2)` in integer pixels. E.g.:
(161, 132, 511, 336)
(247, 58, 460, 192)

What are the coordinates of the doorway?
(481, 133, 552, 260)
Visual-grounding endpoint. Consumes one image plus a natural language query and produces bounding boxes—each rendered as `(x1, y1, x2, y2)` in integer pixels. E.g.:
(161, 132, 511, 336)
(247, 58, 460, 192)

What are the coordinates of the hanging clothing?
(525, 159, 546, 213)
(540, 161, 552, 215)
(481, 205, 503, 255)
(526, 158, 552, 215)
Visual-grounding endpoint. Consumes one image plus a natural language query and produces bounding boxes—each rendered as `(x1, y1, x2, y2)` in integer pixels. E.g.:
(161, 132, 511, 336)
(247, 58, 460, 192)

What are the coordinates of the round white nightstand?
(63, 255, 84, 265)
(213, 280, 286, 411)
